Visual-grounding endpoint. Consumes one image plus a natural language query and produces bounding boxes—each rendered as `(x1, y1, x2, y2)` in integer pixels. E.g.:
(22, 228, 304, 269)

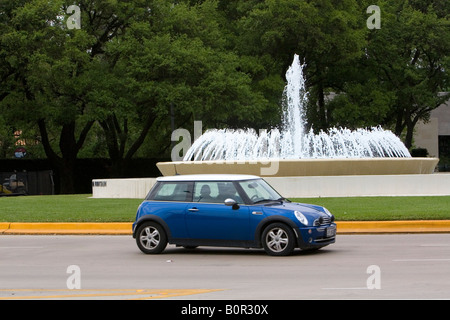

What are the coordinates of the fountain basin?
(156, 157, 439, 177)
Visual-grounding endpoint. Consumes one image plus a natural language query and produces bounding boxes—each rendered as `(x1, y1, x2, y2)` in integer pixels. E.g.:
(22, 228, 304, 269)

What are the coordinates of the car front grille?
(313, 215, 333, 226)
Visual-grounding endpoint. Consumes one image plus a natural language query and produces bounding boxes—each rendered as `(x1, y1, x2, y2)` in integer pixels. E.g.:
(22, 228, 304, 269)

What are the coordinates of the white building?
(414, 97, 450, 169)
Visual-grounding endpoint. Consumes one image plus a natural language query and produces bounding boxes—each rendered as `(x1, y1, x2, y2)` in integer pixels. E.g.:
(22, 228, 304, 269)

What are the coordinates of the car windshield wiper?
(253, 198, 284, 205)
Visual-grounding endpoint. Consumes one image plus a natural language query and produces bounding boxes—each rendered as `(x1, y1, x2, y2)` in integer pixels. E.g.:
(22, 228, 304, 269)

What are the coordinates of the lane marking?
(420, 244, 450, 247)
(393, 259, 450, 262)
(0, 247, 44, 249)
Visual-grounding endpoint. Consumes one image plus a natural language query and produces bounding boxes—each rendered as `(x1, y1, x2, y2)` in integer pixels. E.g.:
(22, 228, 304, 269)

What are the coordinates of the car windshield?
(238, 179, 283, 204)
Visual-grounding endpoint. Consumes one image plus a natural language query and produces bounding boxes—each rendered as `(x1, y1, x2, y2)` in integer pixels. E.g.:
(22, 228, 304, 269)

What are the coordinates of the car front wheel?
(262, 223, 296, 256)
(136, 221, 167, 254)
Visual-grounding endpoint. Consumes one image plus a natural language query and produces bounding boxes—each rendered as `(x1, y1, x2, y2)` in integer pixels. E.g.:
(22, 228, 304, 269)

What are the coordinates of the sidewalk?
(2, 221, 450, 235)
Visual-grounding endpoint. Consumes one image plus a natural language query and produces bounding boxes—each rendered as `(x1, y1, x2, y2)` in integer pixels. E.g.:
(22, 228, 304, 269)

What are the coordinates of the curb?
(1, 221, 450, 235)
(0, 222, 132, 235)
(337, 220, 450, 234)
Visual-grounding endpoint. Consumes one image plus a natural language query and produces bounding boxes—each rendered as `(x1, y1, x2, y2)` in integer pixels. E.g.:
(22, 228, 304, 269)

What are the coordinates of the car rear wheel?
(262, 223, 296, 256)
(136, 221, 167, 254)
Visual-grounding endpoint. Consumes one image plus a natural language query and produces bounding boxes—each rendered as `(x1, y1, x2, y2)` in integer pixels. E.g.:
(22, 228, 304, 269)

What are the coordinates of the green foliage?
(1, 0, 449, 191)
(360, 0, 450, 147)
(1, 0, 270, 189)
(236, 0, 367, 130)
(0, 115, 14, 158)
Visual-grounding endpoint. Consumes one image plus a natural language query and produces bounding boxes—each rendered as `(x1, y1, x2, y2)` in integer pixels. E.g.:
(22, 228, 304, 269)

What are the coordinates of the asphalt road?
(0, 234, 449, 300)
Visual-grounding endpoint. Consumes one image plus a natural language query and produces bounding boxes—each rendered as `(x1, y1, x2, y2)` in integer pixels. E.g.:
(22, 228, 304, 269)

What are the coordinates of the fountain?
(157, 55, 438, 177)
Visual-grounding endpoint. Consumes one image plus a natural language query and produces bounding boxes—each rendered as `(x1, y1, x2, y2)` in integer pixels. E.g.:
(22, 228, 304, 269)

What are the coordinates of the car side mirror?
(224, 198, 240, 210)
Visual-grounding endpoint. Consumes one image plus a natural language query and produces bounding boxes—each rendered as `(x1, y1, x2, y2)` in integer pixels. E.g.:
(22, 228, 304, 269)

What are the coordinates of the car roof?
(156, 174, 261, 182)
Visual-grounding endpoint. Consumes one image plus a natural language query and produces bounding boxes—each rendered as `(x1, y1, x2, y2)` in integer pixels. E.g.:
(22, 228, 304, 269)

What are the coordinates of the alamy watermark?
(171, 121, 203, 162)
(366, 264, 381, 289)
(66, 265, 81, 289)
(66, 5, 81, 30)
(171, 121, 280, 176)
(367, 5, 381, 30)
(65, 4, 380, 31)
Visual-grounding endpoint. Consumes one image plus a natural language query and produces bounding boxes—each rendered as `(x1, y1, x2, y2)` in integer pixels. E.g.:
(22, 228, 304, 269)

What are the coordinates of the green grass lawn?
(291, 196, 450, 221)
(0, 195, 142, 222)
(0, 194, 449, 222)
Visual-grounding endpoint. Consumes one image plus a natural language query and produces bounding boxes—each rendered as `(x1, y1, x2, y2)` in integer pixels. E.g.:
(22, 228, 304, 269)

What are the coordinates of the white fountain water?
(183, 54, 411, 161)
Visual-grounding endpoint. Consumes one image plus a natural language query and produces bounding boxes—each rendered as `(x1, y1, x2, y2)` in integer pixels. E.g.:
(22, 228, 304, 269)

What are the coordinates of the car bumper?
(295, 223, 336, 249)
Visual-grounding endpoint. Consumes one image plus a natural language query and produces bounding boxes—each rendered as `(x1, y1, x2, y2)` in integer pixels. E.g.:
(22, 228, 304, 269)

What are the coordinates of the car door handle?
(188, 208, 199, 212)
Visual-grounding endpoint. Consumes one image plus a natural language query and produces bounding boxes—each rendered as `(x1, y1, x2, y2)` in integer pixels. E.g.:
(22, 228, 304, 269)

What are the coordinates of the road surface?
(0, 234, 449, 300)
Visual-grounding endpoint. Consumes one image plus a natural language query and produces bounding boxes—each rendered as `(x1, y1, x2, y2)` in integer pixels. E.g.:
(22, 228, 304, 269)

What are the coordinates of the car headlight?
(323, 207, 332, 217)
(323, 207, 335, 222)
(294, 210, 308, 226)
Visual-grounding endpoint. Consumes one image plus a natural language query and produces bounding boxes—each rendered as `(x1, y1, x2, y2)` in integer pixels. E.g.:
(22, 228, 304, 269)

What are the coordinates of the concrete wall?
(156, 158, 439, 177)
(92, 174, 450, 199)
(92, 178, 157, 199)
(265, 174, 450, 198)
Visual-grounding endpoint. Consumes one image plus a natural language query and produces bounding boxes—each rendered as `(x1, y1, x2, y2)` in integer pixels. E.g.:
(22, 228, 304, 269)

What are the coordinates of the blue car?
(132, 174, 336, 256)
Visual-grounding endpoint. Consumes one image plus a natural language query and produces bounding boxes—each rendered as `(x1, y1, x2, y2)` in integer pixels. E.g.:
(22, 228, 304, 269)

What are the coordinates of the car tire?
(136, 221, 167, 254)
(262, 223, 296, 256)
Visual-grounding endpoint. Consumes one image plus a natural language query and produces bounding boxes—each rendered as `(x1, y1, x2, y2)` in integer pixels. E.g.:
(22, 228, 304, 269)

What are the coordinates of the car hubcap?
(266, 228, 289, 252)
(140, 226, 160, 249)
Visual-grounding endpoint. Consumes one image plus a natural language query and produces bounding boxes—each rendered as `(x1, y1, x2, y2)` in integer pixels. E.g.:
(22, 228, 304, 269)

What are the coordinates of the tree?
(0, 115, 14, 158)
(86, 0, 270, 175)
(235, 0, 449, 151)
(0, 0, 138, 193)
(235, 0, 367, 131)
(1, 0, 270, 189)
(363, 0, 450, 148)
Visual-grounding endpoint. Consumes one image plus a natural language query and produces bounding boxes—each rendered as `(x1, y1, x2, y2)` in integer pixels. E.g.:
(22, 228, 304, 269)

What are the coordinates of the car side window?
(151, 182, 191, 202)
(193, 181, 243, 204)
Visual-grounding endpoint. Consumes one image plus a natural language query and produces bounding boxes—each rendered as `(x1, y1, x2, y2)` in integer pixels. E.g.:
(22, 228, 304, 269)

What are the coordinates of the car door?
(185, 181, 250, 241)
(146, 181, 192, 239)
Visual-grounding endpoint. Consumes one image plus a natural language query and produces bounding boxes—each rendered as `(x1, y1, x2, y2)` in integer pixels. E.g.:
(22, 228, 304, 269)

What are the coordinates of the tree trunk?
(101, 111, 157, 178)
(404, 114, 420, 151)
(57, 159, 77, 194)
(38, 119, 94, 194)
